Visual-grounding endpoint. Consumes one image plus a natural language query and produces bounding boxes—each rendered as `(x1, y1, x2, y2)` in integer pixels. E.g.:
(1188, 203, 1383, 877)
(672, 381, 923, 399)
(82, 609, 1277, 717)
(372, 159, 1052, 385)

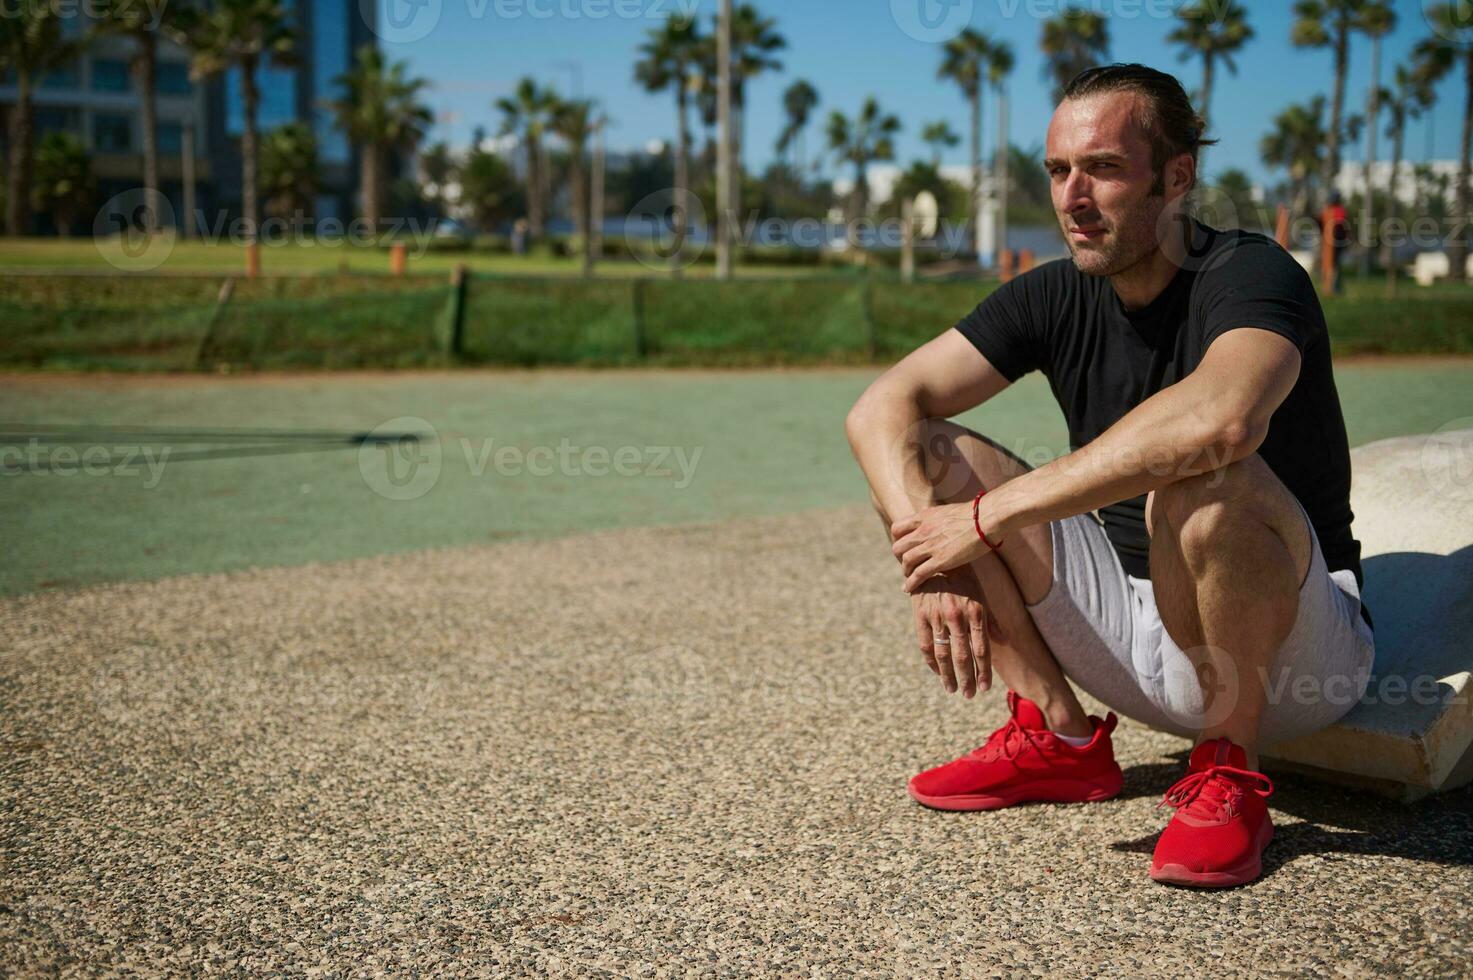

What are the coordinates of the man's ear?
(1171, 152, 1196, 199)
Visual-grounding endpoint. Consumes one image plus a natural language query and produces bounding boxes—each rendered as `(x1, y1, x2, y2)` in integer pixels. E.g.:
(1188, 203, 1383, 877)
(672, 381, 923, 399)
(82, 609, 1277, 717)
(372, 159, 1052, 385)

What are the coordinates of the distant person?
(511, 217, 530, 256)
(846, 64, 1373, 888)
(1326, 191, 1350, 295)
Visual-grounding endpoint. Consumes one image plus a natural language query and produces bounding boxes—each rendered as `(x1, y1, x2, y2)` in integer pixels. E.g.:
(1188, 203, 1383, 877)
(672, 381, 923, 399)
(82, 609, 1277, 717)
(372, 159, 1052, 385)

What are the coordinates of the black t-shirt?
(955, 219, 1371, 629)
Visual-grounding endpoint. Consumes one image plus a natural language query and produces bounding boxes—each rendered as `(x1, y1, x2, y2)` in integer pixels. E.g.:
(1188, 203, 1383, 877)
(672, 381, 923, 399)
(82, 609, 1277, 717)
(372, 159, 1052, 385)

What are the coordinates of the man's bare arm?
(981, 328, 1300, 539)
(845, 328, 1012, 523)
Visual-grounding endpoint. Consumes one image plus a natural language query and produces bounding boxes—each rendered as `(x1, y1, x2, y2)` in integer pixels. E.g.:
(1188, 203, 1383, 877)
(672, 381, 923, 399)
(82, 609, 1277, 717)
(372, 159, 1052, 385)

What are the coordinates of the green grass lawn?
(0, 236, 842, 279)
(3, 361, 1470, 595)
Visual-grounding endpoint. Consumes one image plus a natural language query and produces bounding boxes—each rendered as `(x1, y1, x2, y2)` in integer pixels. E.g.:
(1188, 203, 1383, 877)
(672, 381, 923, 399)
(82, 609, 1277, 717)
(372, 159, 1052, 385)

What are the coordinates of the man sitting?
(845, 64, 1375, 888)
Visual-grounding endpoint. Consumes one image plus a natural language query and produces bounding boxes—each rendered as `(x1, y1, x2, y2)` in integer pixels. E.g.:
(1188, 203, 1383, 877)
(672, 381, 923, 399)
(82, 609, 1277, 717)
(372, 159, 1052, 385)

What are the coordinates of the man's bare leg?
(1145, 454, 1312, 769)
(869, 419, 1092, 738)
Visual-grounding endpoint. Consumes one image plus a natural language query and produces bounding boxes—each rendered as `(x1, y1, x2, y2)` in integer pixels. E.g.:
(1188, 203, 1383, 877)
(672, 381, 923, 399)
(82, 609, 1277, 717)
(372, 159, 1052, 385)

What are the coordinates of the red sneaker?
(1150, 738, 1275, 888)
(907, 691, 1123, 811)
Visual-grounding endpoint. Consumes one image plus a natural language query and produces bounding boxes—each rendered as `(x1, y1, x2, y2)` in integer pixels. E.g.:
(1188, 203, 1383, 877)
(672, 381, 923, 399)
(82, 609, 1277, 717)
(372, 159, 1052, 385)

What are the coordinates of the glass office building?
(0, 0, 376, 232)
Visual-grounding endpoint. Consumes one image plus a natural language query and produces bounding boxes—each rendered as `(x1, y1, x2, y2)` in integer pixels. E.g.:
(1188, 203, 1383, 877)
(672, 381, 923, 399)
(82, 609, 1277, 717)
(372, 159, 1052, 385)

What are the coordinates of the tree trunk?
(673, 84, 690, 276)
(969, 85, 981, 259)
(361, 143, 381, 232)
(1199, 54, 1215, 178)
(715, 0, 732, 280)
(527, 135, 544, 237)
(240, 57, 261, 241)
(733, 89, 745, 187)
(1321, 22, 1348, 208)
(1360, 34, 1382, 277)
(568, 149, 588, 277)
(996, 84, 1009, 264)
(1383, 112, 1404, 278)
(134, 29, 160, 233)
(5, 73, 34, 236)
(1450, 48, 1473, 283)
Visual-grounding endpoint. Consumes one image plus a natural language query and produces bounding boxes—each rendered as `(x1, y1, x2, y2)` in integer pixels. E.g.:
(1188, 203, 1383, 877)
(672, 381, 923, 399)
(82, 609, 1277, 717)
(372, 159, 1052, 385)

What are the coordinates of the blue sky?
(378, 0, 1468, 188)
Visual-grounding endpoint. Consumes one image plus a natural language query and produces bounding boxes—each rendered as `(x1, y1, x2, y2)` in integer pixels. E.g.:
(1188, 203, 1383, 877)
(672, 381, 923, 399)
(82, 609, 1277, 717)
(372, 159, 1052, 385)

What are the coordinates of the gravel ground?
(4, 505, 1472, 976)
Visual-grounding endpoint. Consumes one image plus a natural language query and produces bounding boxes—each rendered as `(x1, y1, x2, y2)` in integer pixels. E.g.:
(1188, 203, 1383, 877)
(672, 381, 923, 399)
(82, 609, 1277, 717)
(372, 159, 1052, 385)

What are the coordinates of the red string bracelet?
(972, 489, 1004, 552)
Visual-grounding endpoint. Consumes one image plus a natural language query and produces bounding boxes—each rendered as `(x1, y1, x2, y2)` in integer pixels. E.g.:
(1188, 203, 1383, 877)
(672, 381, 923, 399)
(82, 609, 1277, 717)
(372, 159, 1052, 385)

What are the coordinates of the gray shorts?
(1025, 499, 1377, 746)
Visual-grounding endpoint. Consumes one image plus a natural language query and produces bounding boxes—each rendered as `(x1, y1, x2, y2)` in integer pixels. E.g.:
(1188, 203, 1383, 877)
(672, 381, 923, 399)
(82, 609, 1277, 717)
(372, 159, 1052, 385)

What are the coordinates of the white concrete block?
(1263, 428, 1473, 798)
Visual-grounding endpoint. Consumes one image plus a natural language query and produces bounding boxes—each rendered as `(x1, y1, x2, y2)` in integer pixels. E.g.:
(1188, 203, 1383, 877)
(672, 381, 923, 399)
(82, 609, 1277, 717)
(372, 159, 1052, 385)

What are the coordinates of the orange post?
(999, 248, 1015, 283)
(245, 241, 260, 278)
(1275, 204, 1290, 249)
(1320, 205, 1335, 293)
(1019, 248, 1035, 274)
(390, 241, 407, 277)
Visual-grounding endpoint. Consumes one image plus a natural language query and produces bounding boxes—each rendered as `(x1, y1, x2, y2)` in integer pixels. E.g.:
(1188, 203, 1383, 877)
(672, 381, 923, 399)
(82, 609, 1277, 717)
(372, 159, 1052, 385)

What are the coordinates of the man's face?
(1044, 92, 1184, 277)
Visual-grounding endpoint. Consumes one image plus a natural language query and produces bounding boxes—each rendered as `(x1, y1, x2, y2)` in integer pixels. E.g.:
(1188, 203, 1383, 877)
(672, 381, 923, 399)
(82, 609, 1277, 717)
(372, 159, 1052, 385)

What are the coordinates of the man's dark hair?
(1062, 63, 1218, 195)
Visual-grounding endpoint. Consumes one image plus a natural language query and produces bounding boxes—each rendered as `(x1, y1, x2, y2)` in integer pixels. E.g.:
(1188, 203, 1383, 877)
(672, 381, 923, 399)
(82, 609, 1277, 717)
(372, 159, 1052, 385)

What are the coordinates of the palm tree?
(1291, 0, 1367, 210)
(96, 0, 190, 232)
(635, 14, 703, 230)
(1355, 1, 1396, 274)
(776, 79, 819, 173)
(1415, 3, 1473, 281)
(921, 121, 960, 167)
(328, 45, 432, 231)
(174, 0, 297, 241)
(495, 77, 560, 238)
(1040, 10, 1110, 103)
(32, 131, 96, 236)
(988, 42, 1016, 264)
(551, 97, 599, 277)
(692, 32, 720, 173)
(0, 6, 89, 235)
(259, 122, 318, 219)
(1167, 0, 1254, 176)
(826, 97, 901, 250)
(726, 3, 786, 179)
(939, 28, 997, 257)
(1261, 96, 1329, 222)
(1380, 62, 1438, 272)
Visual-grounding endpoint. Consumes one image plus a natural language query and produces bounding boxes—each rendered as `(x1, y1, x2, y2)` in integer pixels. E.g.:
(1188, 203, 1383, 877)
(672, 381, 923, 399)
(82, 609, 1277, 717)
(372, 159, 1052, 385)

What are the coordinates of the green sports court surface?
(4, 359, 1471, 596)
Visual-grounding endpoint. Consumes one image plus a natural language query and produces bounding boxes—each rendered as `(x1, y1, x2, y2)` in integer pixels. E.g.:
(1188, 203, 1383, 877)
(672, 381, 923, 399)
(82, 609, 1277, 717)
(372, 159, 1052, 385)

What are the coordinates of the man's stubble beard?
(1061, 192, 1168, 279)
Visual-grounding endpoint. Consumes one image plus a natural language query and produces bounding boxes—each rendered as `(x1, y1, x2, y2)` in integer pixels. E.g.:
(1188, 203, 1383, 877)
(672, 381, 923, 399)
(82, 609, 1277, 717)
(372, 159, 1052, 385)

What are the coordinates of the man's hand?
(891, 501, 999, 592)
(908, 571, 993, 698)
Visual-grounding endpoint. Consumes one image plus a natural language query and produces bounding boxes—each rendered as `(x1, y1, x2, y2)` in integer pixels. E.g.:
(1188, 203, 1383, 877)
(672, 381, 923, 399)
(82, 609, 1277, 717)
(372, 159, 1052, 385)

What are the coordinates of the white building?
(1334, 159, 1464, 206)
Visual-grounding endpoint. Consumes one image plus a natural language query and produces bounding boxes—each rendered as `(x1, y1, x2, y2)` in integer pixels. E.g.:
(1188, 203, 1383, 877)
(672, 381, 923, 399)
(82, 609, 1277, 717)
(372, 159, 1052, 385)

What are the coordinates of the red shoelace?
(1159, 765, 1275, 818)
(968, 715, 1045, 763)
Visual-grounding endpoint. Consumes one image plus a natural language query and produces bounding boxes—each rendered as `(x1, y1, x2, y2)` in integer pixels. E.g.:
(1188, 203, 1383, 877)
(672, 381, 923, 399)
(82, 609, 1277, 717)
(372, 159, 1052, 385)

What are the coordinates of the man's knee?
(916, 418, 1033, 505)
(1146, 454, 1310, 581)
(1147, 454, 1267, 542)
